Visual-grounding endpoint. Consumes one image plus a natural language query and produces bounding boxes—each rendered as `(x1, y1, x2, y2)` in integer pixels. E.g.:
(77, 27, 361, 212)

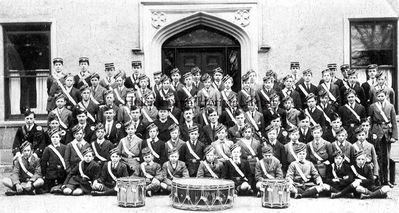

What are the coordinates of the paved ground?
(0, 172, 398, 213)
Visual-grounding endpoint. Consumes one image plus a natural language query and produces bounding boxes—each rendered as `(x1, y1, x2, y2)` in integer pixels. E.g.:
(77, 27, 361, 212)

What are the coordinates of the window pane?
(351, 22, 394, 66)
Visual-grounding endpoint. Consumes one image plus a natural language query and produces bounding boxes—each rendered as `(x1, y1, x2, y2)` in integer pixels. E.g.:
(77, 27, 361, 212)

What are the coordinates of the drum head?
(117, 177, 145, 183)
(173, 178, 234, 188)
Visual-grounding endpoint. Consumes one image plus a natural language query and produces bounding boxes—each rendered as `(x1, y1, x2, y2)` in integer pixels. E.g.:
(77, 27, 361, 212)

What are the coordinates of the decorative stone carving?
(235, 10, 250, 27)
(151, 11, 166, 29)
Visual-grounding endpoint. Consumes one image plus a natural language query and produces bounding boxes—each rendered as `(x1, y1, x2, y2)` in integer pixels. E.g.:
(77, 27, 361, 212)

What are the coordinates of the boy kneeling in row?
(91, 148, 129, 196)
(2, 141, 44, 196)
(160, 148, 189, 192)
(62, 147, 100, 195)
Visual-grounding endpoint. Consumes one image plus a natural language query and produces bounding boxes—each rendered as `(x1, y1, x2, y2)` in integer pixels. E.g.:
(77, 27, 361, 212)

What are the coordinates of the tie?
(211, 125, 216, 141)
(78, 143, 83, 149)
(106, 123, 111, 135)
(306, 83, 310, 90)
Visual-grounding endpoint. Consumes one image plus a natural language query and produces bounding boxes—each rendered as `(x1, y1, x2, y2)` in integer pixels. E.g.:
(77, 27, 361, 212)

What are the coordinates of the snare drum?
(116, 178, 146, 208)
(171, 178, 235, 211)
(261, 179, 290, 208)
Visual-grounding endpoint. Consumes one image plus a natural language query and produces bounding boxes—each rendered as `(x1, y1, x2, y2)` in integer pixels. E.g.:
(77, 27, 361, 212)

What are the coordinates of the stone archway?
(146, 11, 254, 78)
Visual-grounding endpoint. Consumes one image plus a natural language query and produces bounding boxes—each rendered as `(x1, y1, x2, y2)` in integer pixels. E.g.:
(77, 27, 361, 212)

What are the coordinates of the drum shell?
(261, 179, 290, 208)
(117, 178, 146, 208)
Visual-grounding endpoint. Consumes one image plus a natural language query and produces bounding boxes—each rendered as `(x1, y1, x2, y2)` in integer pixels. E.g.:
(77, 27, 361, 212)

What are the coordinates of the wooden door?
(176, 48, 225, 76)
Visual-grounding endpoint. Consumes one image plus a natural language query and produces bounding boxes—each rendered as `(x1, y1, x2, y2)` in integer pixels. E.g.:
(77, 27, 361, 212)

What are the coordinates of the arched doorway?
(161, 25, 241, 91)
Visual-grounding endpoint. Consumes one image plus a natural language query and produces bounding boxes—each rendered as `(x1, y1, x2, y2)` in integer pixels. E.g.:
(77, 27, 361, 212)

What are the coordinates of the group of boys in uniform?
(2, 57, 396, 200)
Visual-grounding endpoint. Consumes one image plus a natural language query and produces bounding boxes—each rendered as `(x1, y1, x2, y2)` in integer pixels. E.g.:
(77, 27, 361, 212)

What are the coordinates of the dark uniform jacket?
(40, 144, 67, 180)
(141, 138, 167, 165)
(13, 124, 45, 157)
(179, 140, 205, 177)
(11, 155, 42, 185)
(325, 162, 354, 189)
(162, 161, 189, 180)
(64, 140, 91, 172)
(196, 159, 224, 178)
(223, 158, 254, 186)
(254, 156, 284, 182)
(64, 160, 101, 193)
(97, 161, 129, 187)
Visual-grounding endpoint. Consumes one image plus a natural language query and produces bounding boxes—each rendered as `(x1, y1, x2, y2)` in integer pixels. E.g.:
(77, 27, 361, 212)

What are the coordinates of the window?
(3, 23, 51, 119)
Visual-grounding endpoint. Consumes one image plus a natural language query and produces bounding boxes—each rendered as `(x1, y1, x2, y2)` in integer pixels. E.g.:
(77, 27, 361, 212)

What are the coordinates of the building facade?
(0, 0, 398, 164)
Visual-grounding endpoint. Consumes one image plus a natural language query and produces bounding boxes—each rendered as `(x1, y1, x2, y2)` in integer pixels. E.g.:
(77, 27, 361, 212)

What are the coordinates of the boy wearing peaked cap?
(3, 141, 45, 196)
(62, 147, 100, 195)
(116, 120, 142, 176)
(64, 125, 92, 173)
(211, 124, 234, 163)
(255, 75, 275, 112)
(139, 147, 163, 197)
(74, 57, 92, 89)
(90, 72, 107, 105)
(196, 146, 224, 178)
(48, 93, 73, 130)
(47, 57, 66, 112)
(223, 144, 254, 195)
(176, 71, 198, 109)
(13, 109, 45, 159)
(289, 61, 303, 85)
(318, 69, 341, 105)
(142, 123, 166, 165)
(160, 148, 189, 192)
(286, 143, 331, 199)
(179, 125, 206, 177)
(284, 127, 307, 167)
(255, 145, 283, 196)
(220, 74, 236, 110)
(212, 67, 225, 91)
(40, 129, 67, 193)
(100, 63, 117, 90)
(91, 123, 114, 168)
(124, 61, 142, 89)
(91, 148, 129, 196)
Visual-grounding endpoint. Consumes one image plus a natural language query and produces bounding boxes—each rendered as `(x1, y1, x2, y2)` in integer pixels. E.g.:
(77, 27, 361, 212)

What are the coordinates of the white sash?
(54, 109, 68, 129)
(309, 142, 324, 161)
(186, 141, 200, 160)
(55, 78, 77, 106)
(17, 156, 33, 177)
(259, 160, 275, 179)
(203, 161, 219, 178)
(345, 104, 361, 122)
(90, 93, 100, 105)
(159, 90, 165, 100)
(294, 162, 309, 182)
(202, 113, 209, 126)
(166, 141, 174, 150)
(146, 140, 160, 159)
(78, 74, 89, 86)
(202, 89, 210, 98)
(121, 138, 135, 156)
(333, 142, 350, 162)
(141, 108, 154, 123)
(221, 91, 230, 103)
(321, 83, 337, 102)
(226, 108, 237, 124)
(48, 145, 66, 169)
(78, 102, 96, 123)
(282, 89, 288, 98)
(79, 161, 90, 179)
(71, 141, 84, 161)
(353, 143, 361, 152)
(241, 89, 250, 98)
(331, 163, 339, 179)
(92, 143, 107, 161)
(107, 162, 118, 181)
(167, 163, 175, 179)
(342, 80, 349, 89)
(141, 163, 152, 178)
(135, 85, 143, 100)
(242, 140, 256, 157)
(316, 105, 332, 124)
(216, 143, 229, 160)
(376, 102, 389, 123)
(305, 108, 317, 126)
(113, 88, 126, 105)
(350, 165, 366, 180)
(298, 84, 309, 97)
(260, 89, 270, 102)
(246, 112, 259, 131)
(288, 143, 299, 161)
(169, 113, 179, 124)
(182, 87, 192, 97)
(228, 158, 246, 178)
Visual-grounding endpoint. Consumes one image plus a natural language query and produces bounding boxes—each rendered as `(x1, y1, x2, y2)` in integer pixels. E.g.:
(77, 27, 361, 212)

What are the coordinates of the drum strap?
(331, 163, 339, 179)
(167, 163, 175, 179)
(71, 141, 84, 161)
(54, 109, 68, 130)
(17, 156, 33, 178)
(203, 161, 218, 178)
(309, 142, 324, 161)
(107, 162, 117, 181)
(78, 102, 96, 123)
(316, 105, 332, 124)
(321, 83, 337, 102)
(48, 145, 66, 169)
(146, 140, 160, 159)
(228, 159, 246, 179)
(226, 108, 237, 124)
(202, 112, 209, 126)
(350, 165, 366, 180)
(298, 84, 309, 97)
(260, 89, 270, 102)
(121, 138, 135, 156)
(186, 141, 200, 160)
(288, 143, 299, 161)
(169, 113, 179, 125)
(294, 163, 309, 182)
(345, 104, 361, 122)
(304, 109, 317, 126)
(259, 160, 274, 179)
(246, 112, 259, 131)
(113, 88, 126, 105)
(79, 161, 90, 179)
(92, 143, 107, 161)
(141, 109, 154, 123)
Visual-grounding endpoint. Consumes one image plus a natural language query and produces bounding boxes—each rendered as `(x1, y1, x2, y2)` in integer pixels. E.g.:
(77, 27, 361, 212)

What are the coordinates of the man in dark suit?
(179, 126, 206, 177)
(73, 57, 92, 89)
(296, 69, 318, 109)
(142, 123, 167, 165)
(304, 93, 326, 129)
(154, 101, 175, 142)
(101, 106, 124, 145)
(124, 61, 142, 89)
(201, 108, 220, 145)
(72, 85, 99, 125)
(66, 107, 96, 143)
(97, 90, 121, 123)
(129, 105, 148, 139)
(180, 107, 201, 142)
(297, 111, 314, 144)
